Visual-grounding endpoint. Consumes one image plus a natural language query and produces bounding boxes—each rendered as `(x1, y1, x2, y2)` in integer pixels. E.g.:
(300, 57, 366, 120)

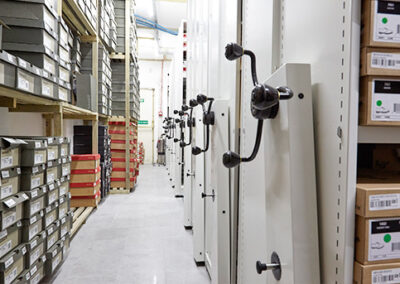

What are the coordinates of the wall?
(137, 59, 171, 164)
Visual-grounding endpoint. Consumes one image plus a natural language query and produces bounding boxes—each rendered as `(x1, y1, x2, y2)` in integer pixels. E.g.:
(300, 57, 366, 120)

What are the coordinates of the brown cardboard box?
(110, 150, 135, 159)
(0, 222, 21, 259)
(70, 189, 100, 207)
(357, 183, 400, 217)
(70, 179, 100, 196)
(71, 154, 100, 170)
(70, 167, 101, 183)
(0, 244, 26, 284)
(111, 170, 134, 179)
(360, 76, 400, 126)
(361, 47, 400, 76)
(0, 167, 20, 200)
(356, 215, 400, 264)
(362, 0, 400, 48)
(354, 261, 400, 283)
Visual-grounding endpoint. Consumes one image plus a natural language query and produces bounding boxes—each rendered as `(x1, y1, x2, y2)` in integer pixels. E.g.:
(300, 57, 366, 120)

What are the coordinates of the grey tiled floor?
(51, 165, 210, 284)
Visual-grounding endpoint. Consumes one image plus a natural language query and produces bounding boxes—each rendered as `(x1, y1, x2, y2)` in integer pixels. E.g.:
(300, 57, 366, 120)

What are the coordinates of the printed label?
(42, 82, 51, 97)
(31, 177, 41, 189)
(30, 215, 37, 224)
(61, 148, 66, 157)
(372, 268, 400, 283)
(42, 69, 49, 78)
(48, 235, 56, 249)
(30, 201, 41, 215)
(4, 199, 15, 208)
(44, 57, 54, 74)
(62, 166, 69, 176)
(0, 229, 7, 240)
(59, 208, 66, 219)
(59, 186, 66, 196)
(52, 254, 61, 272)
(30, 248, 40, 265)
(30, 264, 37, 276)
(1, 185, 13, 200)
(5, 267, 17, 284)
(374, 1, 400, 43)
(48, 150, 56, 160)
(29, 224, 39, 239)
(61, 226, 67, 237)
(1, 171, 9, 179)
(31, 273, 40, 284)
(372, 52, 400, 70)
(46, 214, 55, 227)
(35, 142, 41, 148)
(31, 190, 38, 199)
(31, 239, 37, 249)
(43, 33, 55, 53)
(49, 183, 55, 191)
(48, 227, 54, 235)
(372, 80, 400, 121)
(34, 154, 44, 165)
(4, 257, 13, 269)
(59, 88, 67, 101)
(370, 194, 400, 211)
(2, 212, 16, 229)
(1, 157, 12, 169)
(369, 218, 400, 261)
(47, 173, 55, 183)
(0, 240, 11, 258)
(49, 192, 56, 204)
(32, 167, 38, 174)
(19, 59, 27, 69)
(18, 76, 30, 91)
(7, 54, 14, 63)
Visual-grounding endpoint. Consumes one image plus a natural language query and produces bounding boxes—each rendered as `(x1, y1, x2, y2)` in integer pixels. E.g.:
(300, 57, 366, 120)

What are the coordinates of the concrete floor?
(51, 165, 210, 284)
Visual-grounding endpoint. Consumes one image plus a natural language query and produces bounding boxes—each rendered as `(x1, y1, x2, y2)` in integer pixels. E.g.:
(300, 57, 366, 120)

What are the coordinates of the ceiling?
(135, 0, 187, 59)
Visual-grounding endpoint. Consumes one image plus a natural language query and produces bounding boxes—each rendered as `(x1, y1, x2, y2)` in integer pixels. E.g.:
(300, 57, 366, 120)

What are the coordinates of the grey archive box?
(0, 192, 28, 230)
(0, 51, 17, 88)
(43, 201, 58, 228)
(58, 78, 71, 102)
(0, 1, 58, 33)
(45, 238, 62, 274)
(0, 167, 21, 201)
(46, 181, 59, 206)
(0, 221, 22, 259)
(11, 51, 58, 76)
(76, 74, 96, 112)
(61, 157, 71, 178)
(29, 255, 46, 284)
(3, 26, 59, 58)
(46, 159, 61, 184)
(0, 244, 27, 284)
(98, 103, 107, 115)
(20, 164, 46, 191)
(23, 185, 47, 218)
(21, 210, 44, 242)
(20, 138, 47, 167)
(26, 231, 46, 268)
(16, 58, 42, 95)
(41, 69, 59, 100)
(46, 220, 60, 250)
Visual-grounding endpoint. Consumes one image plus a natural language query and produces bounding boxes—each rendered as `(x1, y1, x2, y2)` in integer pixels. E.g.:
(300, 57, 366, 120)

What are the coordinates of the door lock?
(201, 189, 215, 201)
(256, 252, 282, 280)
(180, 100, 196, 148)
(222, 43, 294, 168)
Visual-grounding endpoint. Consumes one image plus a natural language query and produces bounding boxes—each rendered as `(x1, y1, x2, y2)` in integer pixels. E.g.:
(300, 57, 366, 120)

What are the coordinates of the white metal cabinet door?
(209, 100, 230, 284)
(256, 64, 320, 284)
(183, 120, 193, 228)
(193, 107, 205, 263)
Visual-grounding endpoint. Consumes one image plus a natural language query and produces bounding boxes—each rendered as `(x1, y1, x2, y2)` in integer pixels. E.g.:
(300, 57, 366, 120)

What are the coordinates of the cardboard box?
(26, 231, 46, 268)
(71, 154, 100, 170)
(45, 239, 63, 275)
(354, 261, 400, 283)
(23, 186, 47, 218)
(110, 149, 134, 159)
(29, 255, 46, 284)
(359, 76, 400, 126)
(0, 193, 28, 230)
(58, 195, 70, 220)
(70, 166, 101, 183)
(58, 176, 69, 197)
(0, 244, 26, 284)
(0, 167, 20, 201)
(12, 268, 30, 284)
(70, 179, 100, 196)
(61, 157, 71, 177)
(0, 138, 25, 170)
(46, 220, 60, 250)
(111, 140, 133, 150)
(355, 215, 400, 264)
(70, 190, 100, 207)
(0, 222, 21, 259)
(61, 232, 70, 260)
(20, 139, 48, 167)
(357, 183, 400, 217)
(43, 202, 58, 228)
(59, 143, 70, 159)
(59, 212, 72, 239)
(361, 47, 400, 76)
(362, 0, 400, 48)
(46, 182, 59, 206)
(46, 159, 61, 184)
(21, 210, 43, 242)
(111, 158, 135, 169)
(20, 164, 45, 191)
(110, 177, 135, 189)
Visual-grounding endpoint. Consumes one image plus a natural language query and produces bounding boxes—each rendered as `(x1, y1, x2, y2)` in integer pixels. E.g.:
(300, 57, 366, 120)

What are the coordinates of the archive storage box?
(46, 220, 60, 250)
(0, 138, 25, 170)
(20, 165, 45, 192)
(43, 202, 58, 229)
(0, 167, 21, 201)
(23, 186, 46, 218)
(361, 47, 400, 76)
(21, 210, 43, 242)
(29, 255, 46, 284)
(44, 239, 62, 275)
(0, 193, 28, 230)
(26, 232, 46, 268)
(0, 51, 17, 88)
(0, 222, 21, 259)
(0, 244, 26, 284)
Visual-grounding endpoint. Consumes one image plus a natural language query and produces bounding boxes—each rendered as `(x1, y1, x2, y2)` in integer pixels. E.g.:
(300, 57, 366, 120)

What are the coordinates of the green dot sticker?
(384, 234, 392, 243)
(377, 100, 382, 107)
(382, 17, 388, 24)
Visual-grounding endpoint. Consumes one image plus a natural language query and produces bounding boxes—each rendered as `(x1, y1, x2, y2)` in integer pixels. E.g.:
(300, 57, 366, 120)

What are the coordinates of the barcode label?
(34, 154, 44, 165)
(370, 194, 400, 211)
(30, 248, 41, 265)
(5, 267, 17, 284)
(372, 268, 400, 283)
(31, 177, 41, 189)
(30, 200, 42, 215)
(0, 240, 12, 258)
(48, 235, 56, 250)
(46, 214, 55, 227)
(1, 157, 12, 169)
(3, 212, 16, 229)
(1, 185, 12, 200)
(48, 150, 56, 160)
(29, 224, 39, 239)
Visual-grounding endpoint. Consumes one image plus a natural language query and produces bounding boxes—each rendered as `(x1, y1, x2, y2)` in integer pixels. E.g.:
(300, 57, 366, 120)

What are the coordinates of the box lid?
(71, 154, 100, 161)
(0, 192, 29, 210)
(0, 221, 21, 241)
(27, 231, 46, 251)
(0, 138, 27, 149)
(47, 158, 61, 168)
(23, 210, 44, 226)
(23, 185, 47, 200)
(1, 167, 21, 180)
(21, 164, 45, 175)
(0, 244, 27, 271)
(29, 255, 46, 276)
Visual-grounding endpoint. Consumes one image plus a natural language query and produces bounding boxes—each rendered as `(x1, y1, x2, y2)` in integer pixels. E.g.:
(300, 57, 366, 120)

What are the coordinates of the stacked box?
(70, 154, 101, 207)
(114, 0, 135, 54)
(360, 1, 400, 126)
(0, 1, 72, 103)
(99, 0, 116, 52)
(80, 43, 112, 114)
(73, 126, 111, 198)
(109, 119, 137, 189)
(111, 61, 137, 117)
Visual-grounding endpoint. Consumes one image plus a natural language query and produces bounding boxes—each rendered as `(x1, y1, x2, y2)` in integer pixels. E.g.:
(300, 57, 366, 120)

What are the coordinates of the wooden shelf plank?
(71, 207, 94, 237)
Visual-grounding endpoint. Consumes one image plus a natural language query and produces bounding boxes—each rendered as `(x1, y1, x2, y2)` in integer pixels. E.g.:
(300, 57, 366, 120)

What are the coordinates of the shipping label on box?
(362, 47, 400, 76)
(369, 218, 400, 262)
(371, 79, 400, 121)
(373, 1, 400, 44)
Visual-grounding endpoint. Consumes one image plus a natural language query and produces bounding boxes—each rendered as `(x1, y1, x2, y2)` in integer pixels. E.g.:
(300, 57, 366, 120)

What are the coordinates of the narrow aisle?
(52, 165, 210, 284)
